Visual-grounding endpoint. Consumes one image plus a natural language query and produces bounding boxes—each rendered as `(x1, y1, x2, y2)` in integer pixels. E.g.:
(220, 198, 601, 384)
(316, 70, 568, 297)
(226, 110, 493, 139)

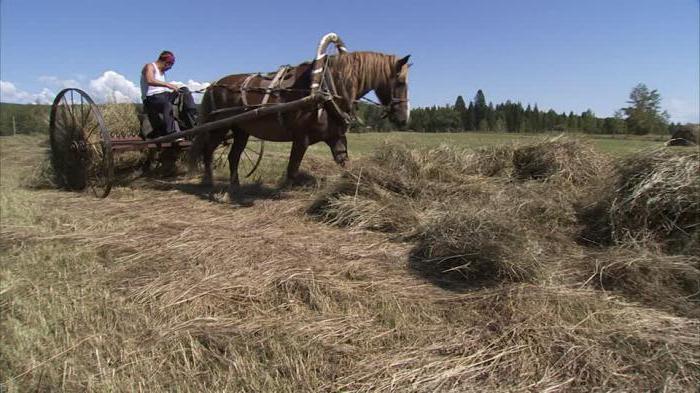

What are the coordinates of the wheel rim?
(50, 88, 113, 197)
(241, 137, 264, 178)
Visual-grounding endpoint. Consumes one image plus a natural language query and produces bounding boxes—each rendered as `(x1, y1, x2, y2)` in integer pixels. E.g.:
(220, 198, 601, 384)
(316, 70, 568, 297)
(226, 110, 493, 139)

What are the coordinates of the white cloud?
(34, 88, 56, 104)
(172, 79, 210, 92)
(1, 80, 55, 104)
(171, 80, 211, 103)
(38, 76, 81, 89)
(3, 72, 212, 105)
(88, 71, 141, 103)
(666, 98, 700, 124)
(1, 80, 31, 102)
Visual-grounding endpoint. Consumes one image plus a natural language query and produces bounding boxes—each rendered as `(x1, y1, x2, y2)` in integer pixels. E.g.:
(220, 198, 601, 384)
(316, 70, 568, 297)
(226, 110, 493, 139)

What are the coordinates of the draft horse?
(191, 50, 411, 192)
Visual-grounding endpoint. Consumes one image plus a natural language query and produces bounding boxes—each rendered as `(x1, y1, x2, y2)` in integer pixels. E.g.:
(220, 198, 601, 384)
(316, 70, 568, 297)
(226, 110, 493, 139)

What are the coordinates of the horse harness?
(203, 55, 403, 129)
(205, 69, 350, 133)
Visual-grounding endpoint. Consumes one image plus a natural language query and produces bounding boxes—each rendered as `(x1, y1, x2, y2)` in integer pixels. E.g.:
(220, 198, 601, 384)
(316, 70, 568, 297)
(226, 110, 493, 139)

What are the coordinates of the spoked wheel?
(49, 88, 113, 197)
(240, 137, 264, 178)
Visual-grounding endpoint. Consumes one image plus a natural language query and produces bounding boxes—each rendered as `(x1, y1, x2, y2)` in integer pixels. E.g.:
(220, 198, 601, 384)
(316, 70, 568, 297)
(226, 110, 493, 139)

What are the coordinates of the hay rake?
(49, 88, 267, 197)
(49, 33, 347, 198)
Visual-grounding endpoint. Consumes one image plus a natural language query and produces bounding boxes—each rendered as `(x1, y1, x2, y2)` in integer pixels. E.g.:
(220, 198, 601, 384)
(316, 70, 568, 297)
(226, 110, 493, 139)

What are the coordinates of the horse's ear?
(396, 55, 411, 70)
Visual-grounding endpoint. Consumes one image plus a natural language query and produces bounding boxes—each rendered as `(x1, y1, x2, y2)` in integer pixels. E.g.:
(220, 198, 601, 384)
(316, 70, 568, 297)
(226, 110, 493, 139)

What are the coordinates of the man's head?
(158, 51, 175, 71)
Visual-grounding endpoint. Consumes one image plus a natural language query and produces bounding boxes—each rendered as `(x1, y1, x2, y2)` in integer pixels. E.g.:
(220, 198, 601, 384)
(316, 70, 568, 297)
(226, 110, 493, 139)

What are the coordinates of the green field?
(338, 131, 664, 155)
(260, 131, 666, 163)
(241, 131, 666, 185)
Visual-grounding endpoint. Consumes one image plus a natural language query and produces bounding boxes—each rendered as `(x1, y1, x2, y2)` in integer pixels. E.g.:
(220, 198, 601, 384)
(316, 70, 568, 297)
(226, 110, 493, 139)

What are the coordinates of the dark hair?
(158, 51, 175, 62)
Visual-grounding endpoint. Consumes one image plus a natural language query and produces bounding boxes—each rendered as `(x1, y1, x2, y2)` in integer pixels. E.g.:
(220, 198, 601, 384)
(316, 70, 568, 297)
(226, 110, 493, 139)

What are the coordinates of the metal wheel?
(240, 137, 264, 178)
(49, 88, 113, 197)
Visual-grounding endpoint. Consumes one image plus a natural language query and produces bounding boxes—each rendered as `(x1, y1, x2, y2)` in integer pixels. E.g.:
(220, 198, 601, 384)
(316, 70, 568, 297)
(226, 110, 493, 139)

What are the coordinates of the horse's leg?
(201, 138, 215, 187)
(201, 129, 231, 187)
(227, 127, 249, 194)
(142, 149, 155, 173)
(287, 136, 309, 183)
(201, 131, 221, 187)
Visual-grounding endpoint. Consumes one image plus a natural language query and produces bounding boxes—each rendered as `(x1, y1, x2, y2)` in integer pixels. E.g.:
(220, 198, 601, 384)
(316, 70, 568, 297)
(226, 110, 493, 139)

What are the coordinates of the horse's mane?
(327, 51, 395, 100)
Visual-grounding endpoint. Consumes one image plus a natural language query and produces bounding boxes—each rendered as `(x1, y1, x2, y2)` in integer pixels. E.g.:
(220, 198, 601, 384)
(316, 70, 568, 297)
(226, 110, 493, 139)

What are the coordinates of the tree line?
(354, 84, 687, 135)
(0, 84, 691, 136)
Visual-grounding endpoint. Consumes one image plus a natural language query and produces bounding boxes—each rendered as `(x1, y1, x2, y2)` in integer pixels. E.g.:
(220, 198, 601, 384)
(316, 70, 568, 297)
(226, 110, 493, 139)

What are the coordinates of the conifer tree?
(474, 90, 487, 130)
(466, 101, 475, 130)
(454, 95, 467, 131)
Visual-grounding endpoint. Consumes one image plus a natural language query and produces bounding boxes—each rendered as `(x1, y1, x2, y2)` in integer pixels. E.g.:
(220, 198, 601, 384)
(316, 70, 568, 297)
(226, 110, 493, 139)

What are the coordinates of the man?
(140, 51, 181, 138)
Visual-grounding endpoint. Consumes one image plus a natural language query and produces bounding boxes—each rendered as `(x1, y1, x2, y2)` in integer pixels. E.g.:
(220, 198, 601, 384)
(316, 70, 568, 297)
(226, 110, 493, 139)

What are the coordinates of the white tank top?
(140, 62, 168, 99)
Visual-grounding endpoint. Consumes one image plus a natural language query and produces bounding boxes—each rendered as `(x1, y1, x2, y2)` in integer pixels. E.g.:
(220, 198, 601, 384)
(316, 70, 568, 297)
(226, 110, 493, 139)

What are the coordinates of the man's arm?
(141, 63, 179, 91)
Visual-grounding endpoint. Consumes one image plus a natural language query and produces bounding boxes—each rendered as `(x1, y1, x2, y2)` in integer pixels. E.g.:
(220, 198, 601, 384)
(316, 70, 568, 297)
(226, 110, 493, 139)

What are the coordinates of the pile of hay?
(583, 248, 700, 317)
(608, 148, 699, 253)
(310, 136, 698, 290)
(410, 205, 546, 283)
(306, 136, 700, 388)
(512, 134, 611, 185)
(310, 136, 611, 283)
(100, 103, 141, 137)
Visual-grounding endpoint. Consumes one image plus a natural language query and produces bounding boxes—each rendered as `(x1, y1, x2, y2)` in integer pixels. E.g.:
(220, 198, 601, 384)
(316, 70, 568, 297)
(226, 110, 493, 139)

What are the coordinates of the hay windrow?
(309, 136, 699, 321)
(310, 136, 614, 284)
(410, 206, 546, 283)
(512, 134, 612, 185)
(608, 148, 699, 252)
(582, 248, 700, 317)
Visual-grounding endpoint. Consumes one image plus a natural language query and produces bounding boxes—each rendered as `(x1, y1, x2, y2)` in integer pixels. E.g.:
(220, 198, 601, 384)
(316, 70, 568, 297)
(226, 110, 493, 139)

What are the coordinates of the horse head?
(376, 54, 411, 126)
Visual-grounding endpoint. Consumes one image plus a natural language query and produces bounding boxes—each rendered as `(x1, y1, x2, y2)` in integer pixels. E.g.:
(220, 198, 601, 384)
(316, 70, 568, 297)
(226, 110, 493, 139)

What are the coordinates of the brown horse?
(191, 51, 411, 191)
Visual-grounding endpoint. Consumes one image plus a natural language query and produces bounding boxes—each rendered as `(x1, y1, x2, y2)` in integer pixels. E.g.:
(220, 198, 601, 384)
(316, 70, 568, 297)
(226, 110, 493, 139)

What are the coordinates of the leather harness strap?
(261, 66, 289, 106)
(239, 74, 257, 107)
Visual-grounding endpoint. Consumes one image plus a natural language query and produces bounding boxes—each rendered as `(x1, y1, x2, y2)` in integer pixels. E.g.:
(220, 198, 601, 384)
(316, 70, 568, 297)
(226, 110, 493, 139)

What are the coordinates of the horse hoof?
(228, 188, 253, 207)
(286, 172, 315, 187)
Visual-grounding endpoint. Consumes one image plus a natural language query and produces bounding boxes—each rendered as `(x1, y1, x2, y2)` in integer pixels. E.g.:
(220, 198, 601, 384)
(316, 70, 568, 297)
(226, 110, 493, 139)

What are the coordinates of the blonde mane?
(328, 51, 396, 101)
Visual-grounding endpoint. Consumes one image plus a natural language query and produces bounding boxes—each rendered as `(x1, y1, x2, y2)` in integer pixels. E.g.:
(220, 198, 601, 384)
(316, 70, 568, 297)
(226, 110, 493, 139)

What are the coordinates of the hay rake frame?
(49, 88, 271, 198)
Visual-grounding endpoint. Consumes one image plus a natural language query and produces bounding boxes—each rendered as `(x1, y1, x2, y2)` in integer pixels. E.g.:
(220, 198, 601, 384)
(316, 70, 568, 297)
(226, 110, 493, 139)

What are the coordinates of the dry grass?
(582, 247, 700, 317)
(410, 205, 546, 283)
(100, 103, 141, 137)
(609, 148, 699, 253)
(2, 134, 699, 392)
(306, 135, 699, 390)
(310, 136, 612, 283)
(512, 134, 611, 185)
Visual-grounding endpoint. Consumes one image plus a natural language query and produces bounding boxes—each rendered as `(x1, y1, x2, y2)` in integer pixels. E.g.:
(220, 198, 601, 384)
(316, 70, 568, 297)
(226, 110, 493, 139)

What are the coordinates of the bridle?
(356, 94, 409, 119)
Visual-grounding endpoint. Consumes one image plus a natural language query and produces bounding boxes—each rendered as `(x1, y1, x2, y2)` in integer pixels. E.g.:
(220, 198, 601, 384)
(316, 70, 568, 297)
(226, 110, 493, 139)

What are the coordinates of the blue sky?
(1, 0, 698, 123)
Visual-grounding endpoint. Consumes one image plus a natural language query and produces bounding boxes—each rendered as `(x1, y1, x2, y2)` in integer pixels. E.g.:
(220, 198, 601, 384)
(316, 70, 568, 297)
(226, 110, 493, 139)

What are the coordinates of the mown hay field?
(1, 131, 698, 392)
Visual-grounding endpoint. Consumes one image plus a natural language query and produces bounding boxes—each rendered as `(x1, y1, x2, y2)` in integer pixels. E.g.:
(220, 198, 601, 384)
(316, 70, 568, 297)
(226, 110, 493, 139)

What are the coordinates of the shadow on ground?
(406, 246, 495, 293)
